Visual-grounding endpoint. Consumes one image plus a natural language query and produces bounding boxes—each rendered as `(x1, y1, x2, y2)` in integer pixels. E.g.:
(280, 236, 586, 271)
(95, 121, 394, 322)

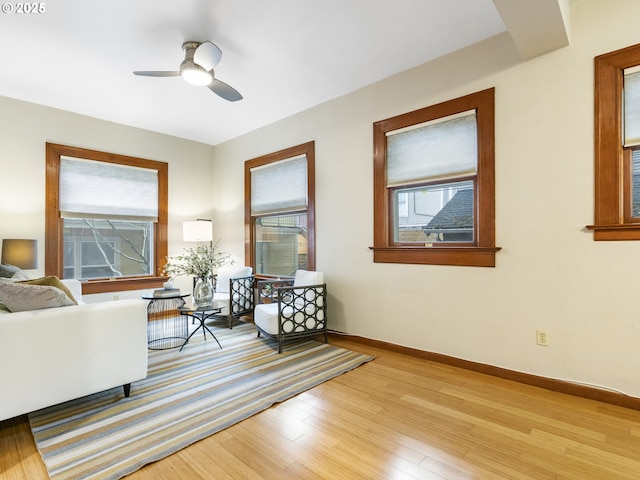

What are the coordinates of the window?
(245, 142, 315, 276)
(590, 43, 640, 240)
(45, 143, 168, 294)
(371, 88, 499, 267)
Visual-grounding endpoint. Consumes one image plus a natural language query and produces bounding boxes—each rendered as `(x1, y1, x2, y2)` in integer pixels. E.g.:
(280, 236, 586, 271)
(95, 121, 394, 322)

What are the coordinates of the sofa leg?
(123, 383, 131, 398)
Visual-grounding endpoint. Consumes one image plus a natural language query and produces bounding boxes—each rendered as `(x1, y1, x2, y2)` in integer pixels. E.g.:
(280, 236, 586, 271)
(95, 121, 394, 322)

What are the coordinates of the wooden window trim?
(45, 143, 168, 294)
(371, 88, 500, 267)
(589, 42, 640, 240)
(244, 141, 316, 273)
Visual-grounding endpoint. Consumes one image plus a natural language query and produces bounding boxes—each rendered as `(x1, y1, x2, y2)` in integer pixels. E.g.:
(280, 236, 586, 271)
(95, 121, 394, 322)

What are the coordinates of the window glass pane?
(394, 180, 474, 243)
(387, 110, 477, 186)
(632, 150, 640, 217)
(254, 213, 307, 276)
(251, 155, 308, 215)
(63, 218, 154, 280)
(63, 241, 75, 279)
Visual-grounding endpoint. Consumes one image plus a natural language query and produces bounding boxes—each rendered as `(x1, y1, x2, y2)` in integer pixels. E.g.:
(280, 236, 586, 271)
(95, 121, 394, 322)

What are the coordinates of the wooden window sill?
(81, 276, 168, 295)
(369, 246, 501, 267)
(585, 223, 640, 241)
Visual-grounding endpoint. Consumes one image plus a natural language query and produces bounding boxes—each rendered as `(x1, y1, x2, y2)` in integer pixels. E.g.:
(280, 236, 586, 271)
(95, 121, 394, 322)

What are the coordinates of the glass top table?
(178, 300, 227, 351)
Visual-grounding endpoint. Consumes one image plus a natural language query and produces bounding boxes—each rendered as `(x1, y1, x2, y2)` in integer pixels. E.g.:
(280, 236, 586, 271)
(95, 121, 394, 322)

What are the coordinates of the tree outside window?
(45, 143, 168, 294)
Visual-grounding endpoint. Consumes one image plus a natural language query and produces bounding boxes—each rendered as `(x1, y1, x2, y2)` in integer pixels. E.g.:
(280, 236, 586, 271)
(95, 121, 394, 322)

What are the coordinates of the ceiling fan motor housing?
(180, 42, 212, 85)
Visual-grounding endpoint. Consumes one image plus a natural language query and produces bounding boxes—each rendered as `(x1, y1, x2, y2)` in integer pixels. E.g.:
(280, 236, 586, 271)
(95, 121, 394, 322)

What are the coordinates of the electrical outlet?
(536, 329, 549, 346)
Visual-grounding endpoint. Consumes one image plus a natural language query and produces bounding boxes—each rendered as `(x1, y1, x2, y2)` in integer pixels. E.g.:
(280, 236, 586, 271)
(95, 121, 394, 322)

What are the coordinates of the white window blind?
(386, 110, 477, 187)
(59, 156, 159, 221)
(624, 68, 640, 147)
(251, 155, 307, 215)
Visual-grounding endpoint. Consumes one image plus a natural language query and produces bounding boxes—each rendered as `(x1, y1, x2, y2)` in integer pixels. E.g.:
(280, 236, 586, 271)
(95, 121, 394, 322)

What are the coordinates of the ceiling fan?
(134, 41, 243, 102)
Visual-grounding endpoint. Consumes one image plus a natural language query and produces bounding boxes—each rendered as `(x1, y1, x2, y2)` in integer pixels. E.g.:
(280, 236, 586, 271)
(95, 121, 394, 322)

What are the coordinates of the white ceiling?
(0, 0, 571, 146)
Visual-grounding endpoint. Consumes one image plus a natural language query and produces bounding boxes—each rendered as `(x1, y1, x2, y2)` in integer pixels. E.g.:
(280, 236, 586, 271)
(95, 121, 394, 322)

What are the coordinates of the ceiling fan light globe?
(181, 66, 212, 86)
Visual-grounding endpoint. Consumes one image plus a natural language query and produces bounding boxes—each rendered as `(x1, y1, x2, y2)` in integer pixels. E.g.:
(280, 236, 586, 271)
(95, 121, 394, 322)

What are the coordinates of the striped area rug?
(28, 322, 373, 480)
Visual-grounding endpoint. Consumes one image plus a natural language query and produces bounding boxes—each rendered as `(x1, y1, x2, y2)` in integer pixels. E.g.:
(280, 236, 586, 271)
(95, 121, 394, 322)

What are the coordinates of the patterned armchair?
(254, 270, 327, 353)
(211, 266, 255, 328)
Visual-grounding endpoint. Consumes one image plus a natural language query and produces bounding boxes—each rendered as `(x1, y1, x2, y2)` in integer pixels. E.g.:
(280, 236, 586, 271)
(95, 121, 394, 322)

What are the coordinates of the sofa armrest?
(61, 278, 83, 303)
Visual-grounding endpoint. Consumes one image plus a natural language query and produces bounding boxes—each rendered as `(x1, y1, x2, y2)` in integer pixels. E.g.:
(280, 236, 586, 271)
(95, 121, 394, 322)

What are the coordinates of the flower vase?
(193, 276, 213, 307)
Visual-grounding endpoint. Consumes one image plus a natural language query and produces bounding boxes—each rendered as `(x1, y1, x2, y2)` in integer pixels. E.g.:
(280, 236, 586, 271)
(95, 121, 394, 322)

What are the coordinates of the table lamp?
(1, 239, 38, 269)
(183, 219, 213, 243)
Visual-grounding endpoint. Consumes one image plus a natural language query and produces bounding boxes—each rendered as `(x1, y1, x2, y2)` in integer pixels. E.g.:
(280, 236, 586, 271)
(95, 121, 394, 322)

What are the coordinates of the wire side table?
(142, 293, 190, 350)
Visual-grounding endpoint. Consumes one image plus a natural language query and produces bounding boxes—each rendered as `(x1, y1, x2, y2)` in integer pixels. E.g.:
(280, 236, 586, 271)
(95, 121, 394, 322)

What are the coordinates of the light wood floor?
(2, 336, 640, 479)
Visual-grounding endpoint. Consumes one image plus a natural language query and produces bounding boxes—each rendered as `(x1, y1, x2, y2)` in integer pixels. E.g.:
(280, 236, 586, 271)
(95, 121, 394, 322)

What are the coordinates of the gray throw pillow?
(18, 276, 77, 304)
(0, 281, 75, 312)
(0, 264, 20, 278)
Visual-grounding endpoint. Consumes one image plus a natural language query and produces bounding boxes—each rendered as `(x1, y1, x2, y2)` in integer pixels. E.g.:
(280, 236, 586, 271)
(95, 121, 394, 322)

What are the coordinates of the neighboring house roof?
(424, 189, 473, 233)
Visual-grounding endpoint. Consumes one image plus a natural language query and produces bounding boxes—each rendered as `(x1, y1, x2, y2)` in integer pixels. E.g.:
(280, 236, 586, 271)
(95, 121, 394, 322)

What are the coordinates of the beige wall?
(1, 0, 638, 398)
(212, 0, 640, 398)
(0, 95, 217, 298)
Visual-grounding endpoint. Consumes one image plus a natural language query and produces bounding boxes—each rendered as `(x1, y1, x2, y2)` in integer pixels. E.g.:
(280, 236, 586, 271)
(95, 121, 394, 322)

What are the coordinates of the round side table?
(142, 293, 191, 350)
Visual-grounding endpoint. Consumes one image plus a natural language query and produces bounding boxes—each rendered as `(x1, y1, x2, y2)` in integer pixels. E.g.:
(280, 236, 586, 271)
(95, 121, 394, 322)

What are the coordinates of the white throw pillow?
(293, 270, 323, 287)
(216, 266, 252, 294)
(292, 270, 325, 303)
(0, 282, 75, 312)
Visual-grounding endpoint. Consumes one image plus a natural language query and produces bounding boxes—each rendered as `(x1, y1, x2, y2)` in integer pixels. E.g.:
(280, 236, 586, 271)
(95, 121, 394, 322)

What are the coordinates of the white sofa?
(0, 279, 148, 421)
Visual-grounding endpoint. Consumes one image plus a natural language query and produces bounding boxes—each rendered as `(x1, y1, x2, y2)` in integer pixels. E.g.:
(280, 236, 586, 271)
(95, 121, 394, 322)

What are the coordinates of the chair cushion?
(254, 302, 323, 335)
(216, 266, 252, 293)
(293, 270, 323, 287)
(293, 270, 324, 302)
(254, 303, 279, 334)
(212, 292, 230, 315)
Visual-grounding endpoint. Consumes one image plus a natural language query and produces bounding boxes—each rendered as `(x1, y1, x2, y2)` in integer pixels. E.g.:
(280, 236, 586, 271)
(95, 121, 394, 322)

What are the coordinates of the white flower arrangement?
(163, 241, 234, 279)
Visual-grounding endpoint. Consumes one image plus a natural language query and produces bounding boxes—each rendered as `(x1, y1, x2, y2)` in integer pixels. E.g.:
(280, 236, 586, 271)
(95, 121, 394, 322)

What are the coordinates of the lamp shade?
(1, 239, 38, 269)
(183, 220, 212, 242)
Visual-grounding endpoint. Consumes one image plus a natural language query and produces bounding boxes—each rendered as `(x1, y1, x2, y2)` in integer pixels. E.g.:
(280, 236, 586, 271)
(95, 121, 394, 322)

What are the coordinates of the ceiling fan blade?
(133, 71, 180, 77)
(208, 78, 243, 102)
(194, 41, 222, 71)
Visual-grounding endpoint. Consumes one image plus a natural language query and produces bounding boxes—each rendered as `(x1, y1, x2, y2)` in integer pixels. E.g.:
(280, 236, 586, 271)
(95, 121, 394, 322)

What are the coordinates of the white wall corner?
(492, 0, 571, 60)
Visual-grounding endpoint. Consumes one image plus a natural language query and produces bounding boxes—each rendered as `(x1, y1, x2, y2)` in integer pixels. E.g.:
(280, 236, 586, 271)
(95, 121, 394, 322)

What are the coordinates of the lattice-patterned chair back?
(254, 270, 327, 353)
(211, 266, 254, 328)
